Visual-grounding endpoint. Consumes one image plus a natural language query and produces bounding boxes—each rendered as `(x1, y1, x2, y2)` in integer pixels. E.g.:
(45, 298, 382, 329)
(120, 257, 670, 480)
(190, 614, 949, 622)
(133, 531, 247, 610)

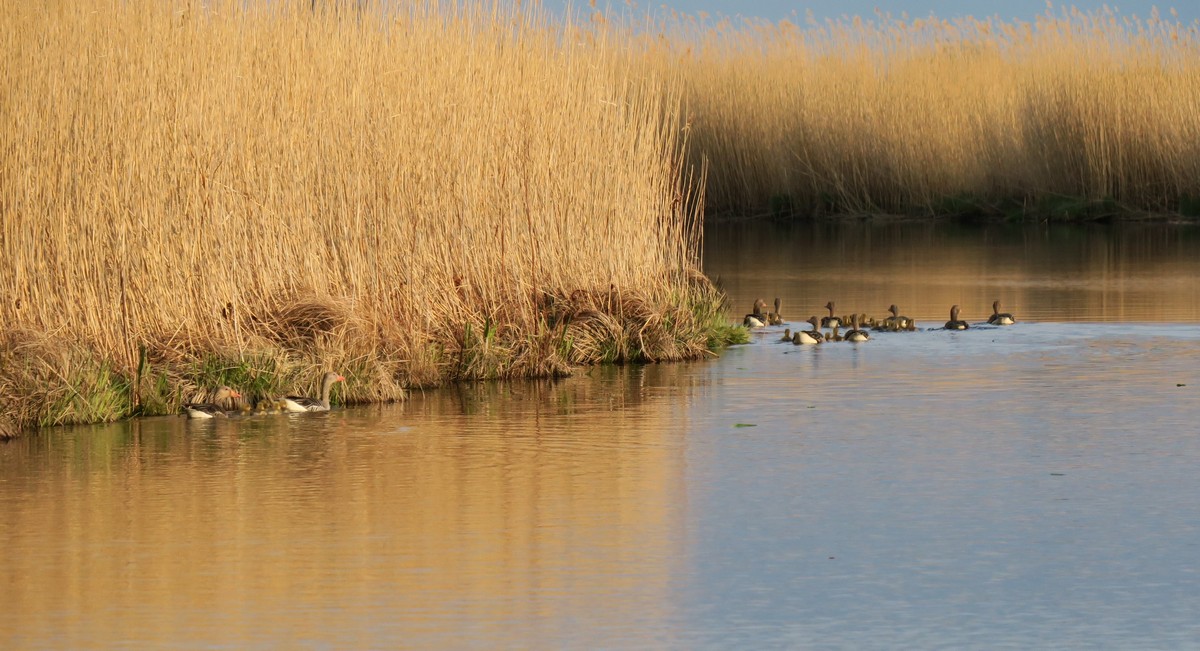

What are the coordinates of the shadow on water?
(4, 222, 1200, 648)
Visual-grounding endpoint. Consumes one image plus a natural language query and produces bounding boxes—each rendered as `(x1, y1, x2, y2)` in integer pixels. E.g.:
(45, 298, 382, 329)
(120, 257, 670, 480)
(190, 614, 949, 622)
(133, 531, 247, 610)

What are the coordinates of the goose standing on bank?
(793, 316, 825, 345)
(282, 372, 346, 413)
(988, 300, 1016, 325)
(844, 314, 870, 342)
(820, 301, 841, 328)
(944, 305, 970, 330)
(183, 386, 242, 419)
(744, 298, 769, 328)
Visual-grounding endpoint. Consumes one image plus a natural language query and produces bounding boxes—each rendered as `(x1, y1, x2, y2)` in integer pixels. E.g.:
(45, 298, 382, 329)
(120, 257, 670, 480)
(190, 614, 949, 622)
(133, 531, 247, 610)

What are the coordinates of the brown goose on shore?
(281, 372, 346, 413)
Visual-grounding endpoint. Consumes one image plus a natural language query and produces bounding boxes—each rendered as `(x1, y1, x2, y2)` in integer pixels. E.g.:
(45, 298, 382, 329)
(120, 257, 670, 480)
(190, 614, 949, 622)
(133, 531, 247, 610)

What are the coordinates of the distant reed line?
(654, 4, 1200, 217)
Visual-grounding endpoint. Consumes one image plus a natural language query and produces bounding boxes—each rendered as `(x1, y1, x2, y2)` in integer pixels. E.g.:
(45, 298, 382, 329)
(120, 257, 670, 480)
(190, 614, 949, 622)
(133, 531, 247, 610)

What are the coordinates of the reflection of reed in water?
(0, 366, 691, 648)
(707, 221, 1200, 323)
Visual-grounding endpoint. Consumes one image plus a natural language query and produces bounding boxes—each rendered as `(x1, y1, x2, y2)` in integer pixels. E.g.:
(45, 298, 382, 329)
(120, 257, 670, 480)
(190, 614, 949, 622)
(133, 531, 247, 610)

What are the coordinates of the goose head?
(213, 386, 242, 404)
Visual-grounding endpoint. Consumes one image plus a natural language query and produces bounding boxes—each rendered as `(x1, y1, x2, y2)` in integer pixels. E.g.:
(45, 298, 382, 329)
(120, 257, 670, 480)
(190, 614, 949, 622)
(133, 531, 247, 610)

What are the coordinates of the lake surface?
(4, 221, 1200, 649)
(707, 220, 1200, 323)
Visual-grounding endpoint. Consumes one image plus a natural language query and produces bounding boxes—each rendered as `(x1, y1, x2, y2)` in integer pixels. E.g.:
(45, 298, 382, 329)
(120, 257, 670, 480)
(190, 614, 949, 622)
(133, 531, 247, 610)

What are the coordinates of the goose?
(879, 304, 914, 332)
(827, 324, 844, 342)
(793, 316, 825, 345)
(779, 328, 793, 342)
(183, 386, 242, 419)
(743, 298, 769, 328)
(874, 305, 898, 331)
(944, 305, 970, 330)
(281, 372, 346, 413)
(988, 300, 1015, 325)
(767, 298, 784, 326)
(820, 301, 841, 328)
(844, 314, 871, 342)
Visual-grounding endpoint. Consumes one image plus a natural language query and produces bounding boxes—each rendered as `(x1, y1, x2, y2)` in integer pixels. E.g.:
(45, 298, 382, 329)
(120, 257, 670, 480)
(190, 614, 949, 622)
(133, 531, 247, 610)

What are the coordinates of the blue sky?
(551, 1, 1199, 24)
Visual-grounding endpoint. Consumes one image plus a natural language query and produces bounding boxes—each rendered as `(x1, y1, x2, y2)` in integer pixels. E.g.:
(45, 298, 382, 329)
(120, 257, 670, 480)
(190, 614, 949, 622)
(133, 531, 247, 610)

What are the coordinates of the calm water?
(706, 220, 1200, 323)
(4, 222, 1200, 649)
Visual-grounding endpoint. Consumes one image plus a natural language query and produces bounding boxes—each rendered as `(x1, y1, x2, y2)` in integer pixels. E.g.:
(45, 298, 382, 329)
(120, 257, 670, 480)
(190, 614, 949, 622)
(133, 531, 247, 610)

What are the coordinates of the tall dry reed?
(656, 6, 1200, 217)
(0, 0, 718, 434)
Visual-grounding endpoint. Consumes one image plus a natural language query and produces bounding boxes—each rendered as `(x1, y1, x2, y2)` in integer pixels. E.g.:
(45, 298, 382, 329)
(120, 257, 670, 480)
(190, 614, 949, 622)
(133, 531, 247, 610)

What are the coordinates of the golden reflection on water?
(706, 221, 1200, 322)
(0, 367, 699, 649)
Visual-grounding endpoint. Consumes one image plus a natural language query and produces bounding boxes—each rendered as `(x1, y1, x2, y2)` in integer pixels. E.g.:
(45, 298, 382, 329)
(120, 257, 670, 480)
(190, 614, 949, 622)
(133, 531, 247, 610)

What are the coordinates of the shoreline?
(0, 283, 748, 440)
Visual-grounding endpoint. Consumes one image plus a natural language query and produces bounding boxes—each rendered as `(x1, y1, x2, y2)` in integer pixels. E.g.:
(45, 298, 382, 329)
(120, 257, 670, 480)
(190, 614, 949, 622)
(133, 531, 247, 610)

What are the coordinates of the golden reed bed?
(3, 1, 1197, 435)
(0, 0, 721, 435)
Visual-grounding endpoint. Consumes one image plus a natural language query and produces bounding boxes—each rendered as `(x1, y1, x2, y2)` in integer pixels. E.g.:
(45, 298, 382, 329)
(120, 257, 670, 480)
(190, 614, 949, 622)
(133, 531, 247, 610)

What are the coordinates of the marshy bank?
(5, 1, 1200, 437)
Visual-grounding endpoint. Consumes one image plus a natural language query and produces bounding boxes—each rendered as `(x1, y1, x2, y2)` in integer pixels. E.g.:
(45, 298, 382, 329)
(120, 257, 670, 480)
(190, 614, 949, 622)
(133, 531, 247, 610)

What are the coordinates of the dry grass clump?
(549, 279, 730, 364)
(657, 5, 1200, 218)
(0, 329, 132, 430)
(0, 0, 719, 435)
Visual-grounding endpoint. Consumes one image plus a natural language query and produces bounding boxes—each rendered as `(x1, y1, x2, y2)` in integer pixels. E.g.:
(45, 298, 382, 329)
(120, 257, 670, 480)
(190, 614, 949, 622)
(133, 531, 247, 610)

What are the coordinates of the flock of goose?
(182, 371, 346, 419)
(743, 299, 1015, 345)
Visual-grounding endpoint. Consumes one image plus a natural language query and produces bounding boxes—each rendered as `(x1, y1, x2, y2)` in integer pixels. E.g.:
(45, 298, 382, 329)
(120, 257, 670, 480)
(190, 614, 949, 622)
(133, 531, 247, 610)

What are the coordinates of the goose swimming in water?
(844, 314, 870, 342)
(281, 372, 346, 413)
(767, 298, 785, 326)
(877, 304, 913, 332)
(183, 386, 242, 419)
(744, 298, 769, 328)
(779, 328, 793, 342)
(988, 300, 1015, 325)
(793, 316, 825, 345)
(944, 305, 970, 330)
(820, 301, 841, 328)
